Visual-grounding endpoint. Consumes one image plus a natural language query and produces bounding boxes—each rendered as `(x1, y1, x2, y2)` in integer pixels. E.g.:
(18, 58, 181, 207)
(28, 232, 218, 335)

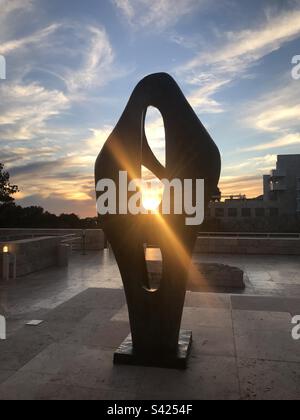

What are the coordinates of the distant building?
(209, 155, 300, 220)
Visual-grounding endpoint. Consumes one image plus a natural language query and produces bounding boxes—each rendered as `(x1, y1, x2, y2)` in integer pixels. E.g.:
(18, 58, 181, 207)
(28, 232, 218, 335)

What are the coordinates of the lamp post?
(2, 246, 16, 281)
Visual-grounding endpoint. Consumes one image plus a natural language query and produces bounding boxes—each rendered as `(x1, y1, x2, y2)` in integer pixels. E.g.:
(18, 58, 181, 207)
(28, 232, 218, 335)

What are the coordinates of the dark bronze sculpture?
(95, 73, 221, 369)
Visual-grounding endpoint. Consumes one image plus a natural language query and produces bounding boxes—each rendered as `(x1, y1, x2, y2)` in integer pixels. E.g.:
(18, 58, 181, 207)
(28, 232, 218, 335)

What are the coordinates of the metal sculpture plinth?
(95, 73, 221, 370)
(114, 330, 192, 370)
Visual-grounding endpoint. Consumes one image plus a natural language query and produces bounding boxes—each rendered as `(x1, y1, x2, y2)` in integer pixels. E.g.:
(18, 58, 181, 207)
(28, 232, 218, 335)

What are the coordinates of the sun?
(142, 188, 162, 213)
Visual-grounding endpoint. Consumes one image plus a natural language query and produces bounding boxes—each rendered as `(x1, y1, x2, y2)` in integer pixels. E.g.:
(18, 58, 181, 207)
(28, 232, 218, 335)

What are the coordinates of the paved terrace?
(0, 250, 300, 400)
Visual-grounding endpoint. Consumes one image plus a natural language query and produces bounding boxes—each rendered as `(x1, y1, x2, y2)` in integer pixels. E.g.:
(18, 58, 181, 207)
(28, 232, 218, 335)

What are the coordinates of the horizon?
(1, 0, 300, 217)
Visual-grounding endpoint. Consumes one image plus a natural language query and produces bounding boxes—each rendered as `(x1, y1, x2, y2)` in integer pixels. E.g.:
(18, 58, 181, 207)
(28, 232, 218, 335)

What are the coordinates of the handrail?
(60, 233, 86, 255)
(60, 237, 82, 244)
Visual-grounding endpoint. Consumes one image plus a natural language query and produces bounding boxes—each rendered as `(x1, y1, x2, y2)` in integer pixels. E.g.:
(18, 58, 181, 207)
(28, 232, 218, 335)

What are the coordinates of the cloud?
(253, 105, 300, 133)
(0, 82, 70, 141)
(0, 0, 35, 41)
(245, 82, 300, 131)
(1, 21, 118, 93)
(0, 24, 60, 55)
(219, 174, 263, 198)
(4, 123, 114, 215)
(17, 193, 96, 217)
(187, 78, 230, 113)
(241, 133, 300, 153)
(240, 82, 300, 152)
(0, 20, 119, 145)
(182, 8, 300, 75)
(1, 145, 60, 168)
(178, 6, 300, 116)
(62, 26, 116, 93)
(111, 0, 204, 30)
(0, 0, 33, 15)
(0, 9, 122, 216)
(10, 158, 96, 204)
(112, 0, 135, 20)
(77, 126, 114, 164)
(223, 154, 277, 173)
(219, 154, 278, 198)
(219, 149, 283, 197)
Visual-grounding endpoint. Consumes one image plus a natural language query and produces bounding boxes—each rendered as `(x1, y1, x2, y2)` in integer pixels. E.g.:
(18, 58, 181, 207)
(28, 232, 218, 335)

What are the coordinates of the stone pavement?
(0, 251, 300, 400)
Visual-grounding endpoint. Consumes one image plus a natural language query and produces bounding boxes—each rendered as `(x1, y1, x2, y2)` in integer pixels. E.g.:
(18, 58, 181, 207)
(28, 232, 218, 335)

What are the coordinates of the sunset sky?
(1, 0, 300, 217)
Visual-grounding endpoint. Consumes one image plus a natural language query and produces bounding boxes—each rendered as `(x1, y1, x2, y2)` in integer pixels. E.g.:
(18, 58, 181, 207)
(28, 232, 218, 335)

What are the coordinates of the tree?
(0, 163, 19, 204)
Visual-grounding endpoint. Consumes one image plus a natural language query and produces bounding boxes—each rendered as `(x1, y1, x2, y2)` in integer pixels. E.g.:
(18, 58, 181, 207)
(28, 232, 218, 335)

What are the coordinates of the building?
(209, 154, 300, 221)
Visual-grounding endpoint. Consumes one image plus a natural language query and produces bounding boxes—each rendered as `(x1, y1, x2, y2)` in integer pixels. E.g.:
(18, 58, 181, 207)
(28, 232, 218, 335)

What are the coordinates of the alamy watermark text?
(0, 55, 6, 80)
(292, 55, 300, 80)
(96, 171, 205, 226)
(0, 315, 6, 340)
(292, 315, 300, 340)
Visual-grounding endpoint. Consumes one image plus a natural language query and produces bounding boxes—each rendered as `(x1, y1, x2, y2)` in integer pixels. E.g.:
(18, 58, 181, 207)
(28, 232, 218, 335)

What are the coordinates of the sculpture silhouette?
(95, 73, 221, 368)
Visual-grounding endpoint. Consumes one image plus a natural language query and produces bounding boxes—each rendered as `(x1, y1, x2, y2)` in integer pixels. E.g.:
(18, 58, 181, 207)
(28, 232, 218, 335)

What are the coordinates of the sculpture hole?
(142, 107, 166, 213)
(145, 247, 163, 292)
(141, 107, 165, 292)
(141, 167, 163, 292)
(144, 106, 166, 168)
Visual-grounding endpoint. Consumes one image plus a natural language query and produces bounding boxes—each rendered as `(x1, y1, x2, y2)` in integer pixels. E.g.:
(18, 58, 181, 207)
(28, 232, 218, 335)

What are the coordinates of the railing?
(60, 233, 87, 255)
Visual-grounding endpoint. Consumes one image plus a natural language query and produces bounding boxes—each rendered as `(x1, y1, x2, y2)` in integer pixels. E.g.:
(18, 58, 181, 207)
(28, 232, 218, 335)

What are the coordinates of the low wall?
(0, 229, 105, 251)
(0, 236, 61, 277)
(0, 229, 105, 279)
(195, 236, 300, 255)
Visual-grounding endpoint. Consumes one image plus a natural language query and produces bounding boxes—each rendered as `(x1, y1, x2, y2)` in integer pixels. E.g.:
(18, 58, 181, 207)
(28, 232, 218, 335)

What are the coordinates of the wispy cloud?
(0, 0, 33, 15)
(0, 83, 70, 141)
(223, 154, 277, 173)
(0, 5, 123, 215)
(10, 158, 96, 212)
(254, 105, 300, 133)
(241, 133, 300, 153)
(182, 8, 300, 75)
(220, 154, 277, 197)
(0, 0, 35, 41)
(178, 6, 300, 116)
(187, 78, 230, 113)
(219, 174, 262, 198)
(111, 0, 204, 30)
(0, 24, 60, 55)
(79, 126, 114, 164)
(112, 0, 135, 20)
(245, 83, 300, 132)
(62, 25, 116, 93)
(2, 1, 300, 214)
(0, 18, 121, 144)
(241, 82, 300, 152)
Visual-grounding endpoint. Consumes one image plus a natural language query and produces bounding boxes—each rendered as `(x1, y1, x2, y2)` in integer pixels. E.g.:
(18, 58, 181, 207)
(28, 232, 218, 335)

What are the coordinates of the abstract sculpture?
(95, 73, 221, 369)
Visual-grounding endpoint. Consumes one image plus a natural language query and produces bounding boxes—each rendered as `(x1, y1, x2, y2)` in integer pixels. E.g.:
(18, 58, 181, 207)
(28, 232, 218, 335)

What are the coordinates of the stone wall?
(195, 236, 300, 255)
(0, 229, 105, 279)
(0, 229, 105, 251)
(0, 236, 61, 278)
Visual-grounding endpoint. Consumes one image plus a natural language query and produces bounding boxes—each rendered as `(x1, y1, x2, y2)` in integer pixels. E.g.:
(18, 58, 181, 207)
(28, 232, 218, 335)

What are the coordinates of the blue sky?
(0, 0, 300, 216)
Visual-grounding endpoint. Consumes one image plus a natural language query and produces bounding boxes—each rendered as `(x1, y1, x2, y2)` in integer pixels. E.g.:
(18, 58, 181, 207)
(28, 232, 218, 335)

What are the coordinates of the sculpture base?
(114, 330, 192, 370)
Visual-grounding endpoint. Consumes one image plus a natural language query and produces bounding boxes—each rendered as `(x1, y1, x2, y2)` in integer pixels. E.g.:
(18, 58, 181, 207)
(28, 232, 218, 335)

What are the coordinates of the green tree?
(0, 163, 19, 204)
